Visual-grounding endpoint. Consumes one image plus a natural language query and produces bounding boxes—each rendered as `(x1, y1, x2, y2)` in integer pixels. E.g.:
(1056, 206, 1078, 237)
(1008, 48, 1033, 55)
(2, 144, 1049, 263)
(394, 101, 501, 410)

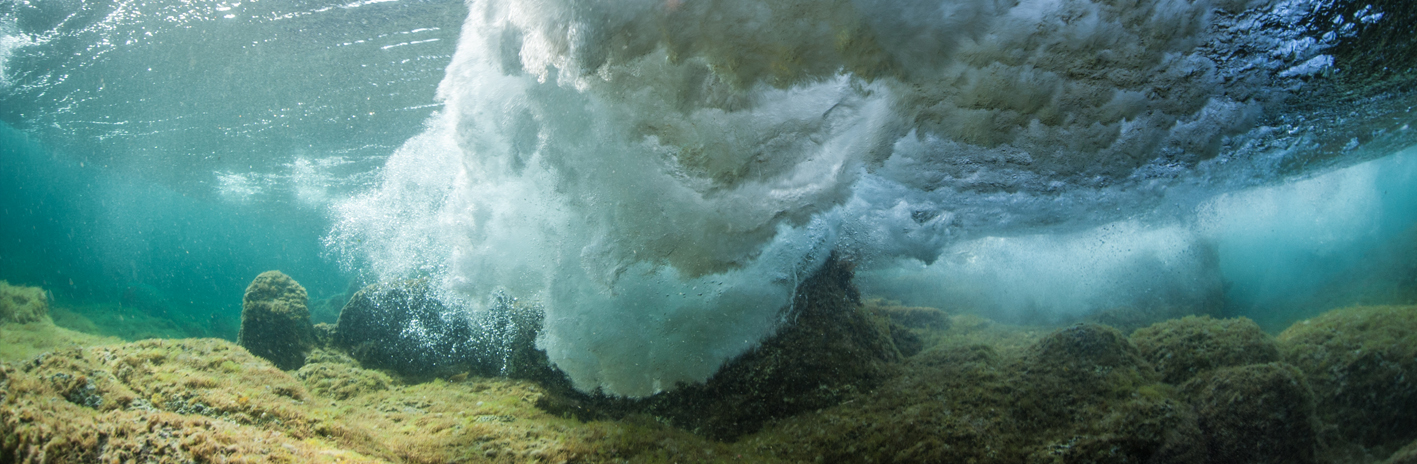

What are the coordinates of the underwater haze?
(2, 0, 1415, 397)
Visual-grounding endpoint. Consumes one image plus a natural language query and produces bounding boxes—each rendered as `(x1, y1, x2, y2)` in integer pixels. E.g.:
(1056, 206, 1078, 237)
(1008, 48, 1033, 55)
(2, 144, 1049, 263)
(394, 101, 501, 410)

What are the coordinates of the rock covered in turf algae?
(238, 271, 317, 370)
(0, 339, 374, 463)
(537, 255, 904, 440)
(1130, 315, 1280, 384)
(295, 349, 393, 400)
(653, 256, 901, 439)
(744, 324, 1208, 464)
(0, 281, 48, 324)
(2, 337, 782, 464)
(332, 278, 545, 381)
(1278, 305, 1417, 453)
(1181, 363, 1320, 464)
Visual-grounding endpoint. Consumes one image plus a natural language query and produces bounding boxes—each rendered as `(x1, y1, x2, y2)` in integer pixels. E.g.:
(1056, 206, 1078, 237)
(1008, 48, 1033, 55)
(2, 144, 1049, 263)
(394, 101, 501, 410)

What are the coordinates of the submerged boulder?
(1131, 315, 1280, 385)
(238, 271, 317, 371)
(332, 279, 544, 382)
(1278, 305, 1417, 453)
(744, 323, 1205, 464)
(539, 255, 905, 440)
(1182, 362, 1320, 464)
(1, 280, 49, 324)
(653, 255, 902, 439)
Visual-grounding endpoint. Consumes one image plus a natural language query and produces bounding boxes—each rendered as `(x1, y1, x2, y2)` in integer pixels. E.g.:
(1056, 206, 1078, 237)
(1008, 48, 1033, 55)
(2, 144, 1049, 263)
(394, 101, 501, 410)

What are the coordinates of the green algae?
(1279, 305, 1417, 455)
(1181, 362, 1320, 464)
(0, 281, 48, 324)
(1131, 315, 1280, 384)
(6, 279, 1417, 463)
(240, 270, 318, 371)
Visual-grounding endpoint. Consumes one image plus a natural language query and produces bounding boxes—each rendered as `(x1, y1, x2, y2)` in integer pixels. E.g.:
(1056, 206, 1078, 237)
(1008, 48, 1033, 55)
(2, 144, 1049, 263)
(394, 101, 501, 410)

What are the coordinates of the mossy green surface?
(0, 335, 785, 464)
(239, 270, 318, 371)
(743, 324, 1205, 464)
(1278, 305, 1417, 454)
(1131, 315, 1280, 384)
(1181, 362, 1320, 464)
(0, 281, 48, 324)
(6, 279, 1413, 463)
(0, 320, 120, 363)
(296, 349, 394, 400)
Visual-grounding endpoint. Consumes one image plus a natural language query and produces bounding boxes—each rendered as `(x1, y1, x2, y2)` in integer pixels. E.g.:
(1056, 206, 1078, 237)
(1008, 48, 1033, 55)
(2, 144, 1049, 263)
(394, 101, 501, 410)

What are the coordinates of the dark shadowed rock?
(537, 254, 904, 440)
(332, 279, 544, 382)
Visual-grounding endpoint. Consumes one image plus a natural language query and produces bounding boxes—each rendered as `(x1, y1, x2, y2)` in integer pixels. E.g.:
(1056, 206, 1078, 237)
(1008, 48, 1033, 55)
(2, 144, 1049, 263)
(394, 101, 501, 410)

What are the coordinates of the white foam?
(0, 21, 38, 88)
(332, 0, 1404, 396)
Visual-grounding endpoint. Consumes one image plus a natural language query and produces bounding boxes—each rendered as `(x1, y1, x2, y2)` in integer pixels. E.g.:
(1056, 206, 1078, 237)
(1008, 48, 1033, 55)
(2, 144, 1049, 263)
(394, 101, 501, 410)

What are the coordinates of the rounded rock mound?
(238, 271, 317, 370)
(1131, 315, 1280, 385)
(1278, 305, 1417, 454)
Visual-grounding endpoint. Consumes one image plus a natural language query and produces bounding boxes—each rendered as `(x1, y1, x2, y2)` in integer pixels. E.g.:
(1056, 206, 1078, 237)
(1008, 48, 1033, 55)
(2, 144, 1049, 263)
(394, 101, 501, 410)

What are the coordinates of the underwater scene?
(1, 0, 1415, 462)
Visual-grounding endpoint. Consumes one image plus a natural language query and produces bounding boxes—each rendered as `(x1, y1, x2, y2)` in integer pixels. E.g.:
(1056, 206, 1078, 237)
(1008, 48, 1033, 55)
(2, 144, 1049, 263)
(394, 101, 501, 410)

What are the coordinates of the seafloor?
(2, 266, 1415, 464)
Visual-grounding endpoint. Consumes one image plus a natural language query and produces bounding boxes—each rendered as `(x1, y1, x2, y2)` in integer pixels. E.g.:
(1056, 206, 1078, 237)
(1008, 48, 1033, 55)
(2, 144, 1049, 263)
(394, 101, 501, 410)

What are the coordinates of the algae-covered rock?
(1012, 324, 1162, 431)
(867, 298, 951, 330)
(296, 349, 393, 400)
(1384, 439, 1417, 464)
(864, 298, 948, 357)
(0, 281, 48, 324)
(1131, 315, 1280, 385)
(1278, 305, 1417, 452)
(1182, 362, 1320, 464)
(333, 279, 544, 382)
(539, 255, 904, 441)
(744, 324, 1203, 464)
(2, 336, 787, 464)
(238, 270, 318, 370)
(657, 255, 902, 440)
(0, 338, 386, 463)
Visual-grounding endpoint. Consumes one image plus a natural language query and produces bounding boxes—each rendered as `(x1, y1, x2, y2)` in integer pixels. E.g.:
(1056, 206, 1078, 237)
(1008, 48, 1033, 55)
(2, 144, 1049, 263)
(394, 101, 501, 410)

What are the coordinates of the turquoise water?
(2, 0, 1415, 396)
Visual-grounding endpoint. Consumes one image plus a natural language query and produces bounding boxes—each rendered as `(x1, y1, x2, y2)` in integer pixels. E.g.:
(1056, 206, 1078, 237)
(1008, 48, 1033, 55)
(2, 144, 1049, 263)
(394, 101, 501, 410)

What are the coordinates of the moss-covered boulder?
(0, 281, 48, 324)
(743, 324, 1204, 464)
(1011, 325, 1176, 438)
(238, 271, 317, 370)
(1182, 362, 1320, 464)
(1278, 305, 1417, 453)
(1131, 315, 1280, 385)
(647, 256, 902, 440)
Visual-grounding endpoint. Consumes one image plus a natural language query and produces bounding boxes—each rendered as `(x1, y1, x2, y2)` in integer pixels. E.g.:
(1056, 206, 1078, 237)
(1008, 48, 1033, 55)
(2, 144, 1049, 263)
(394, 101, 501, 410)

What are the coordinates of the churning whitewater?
(324, 0, 1414, 396)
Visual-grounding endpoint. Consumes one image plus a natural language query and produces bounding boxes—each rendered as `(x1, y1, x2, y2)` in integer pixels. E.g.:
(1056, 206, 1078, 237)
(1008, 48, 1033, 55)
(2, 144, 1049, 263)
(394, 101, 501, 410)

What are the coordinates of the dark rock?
(238, 271, 317, 370)
(1384, 439, 1417, 464)
(1182, 362, 1320, 464)
(331, 279, 544, 382)
(538, 254, 903, 441)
